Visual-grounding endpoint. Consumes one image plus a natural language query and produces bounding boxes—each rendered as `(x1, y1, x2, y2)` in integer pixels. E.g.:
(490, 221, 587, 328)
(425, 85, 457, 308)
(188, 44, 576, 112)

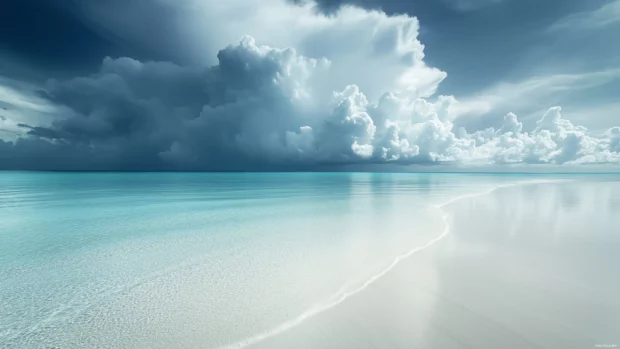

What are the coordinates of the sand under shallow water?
(1, 173, 619, 348)
(245, 181, 620, 349)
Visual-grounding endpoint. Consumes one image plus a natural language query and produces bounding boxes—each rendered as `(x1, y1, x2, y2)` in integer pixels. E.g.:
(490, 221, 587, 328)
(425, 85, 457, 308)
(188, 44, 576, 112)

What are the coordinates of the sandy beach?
(245, 180, 620, 349)
(2, 175, 619, 349)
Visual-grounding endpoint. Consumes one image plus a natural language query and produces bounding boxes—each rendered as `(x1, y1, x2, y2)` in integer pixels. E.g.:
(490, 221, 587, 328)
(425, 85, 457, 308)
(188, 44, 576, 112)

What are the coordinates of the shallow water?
(0, 172, 618, 348)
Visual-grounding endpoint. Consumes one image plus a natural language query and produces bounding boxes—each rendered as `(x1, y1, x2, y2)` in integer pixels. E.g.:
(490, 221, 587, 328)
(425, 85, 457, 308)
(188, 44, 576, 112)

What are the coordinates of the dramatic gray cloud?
(42, 0, 620, 127)
(2, 34, 619, 170)
(1, 0, 619, 170)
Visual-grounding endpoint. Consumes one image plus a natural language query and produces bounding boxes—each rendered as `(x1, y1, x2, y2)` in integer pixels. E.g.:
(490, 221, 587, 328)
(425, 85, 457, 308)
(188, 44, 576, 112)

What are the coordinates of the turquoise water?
(0, 172, 617, 348)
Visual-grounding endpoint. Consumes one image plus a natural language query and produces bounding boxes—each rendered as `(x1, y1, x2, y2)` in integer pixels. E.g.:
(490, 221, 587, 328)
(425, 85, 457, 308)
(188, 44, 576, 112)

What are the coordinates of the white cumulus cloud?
(1, 0, 619, 170)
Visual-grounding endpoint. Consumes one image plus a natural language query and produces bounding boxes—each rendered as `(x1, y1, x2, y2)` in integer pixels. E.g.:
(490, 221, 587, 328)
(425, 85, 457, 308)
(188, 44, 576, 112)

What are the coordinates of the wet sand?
(249, 180, 620, 349)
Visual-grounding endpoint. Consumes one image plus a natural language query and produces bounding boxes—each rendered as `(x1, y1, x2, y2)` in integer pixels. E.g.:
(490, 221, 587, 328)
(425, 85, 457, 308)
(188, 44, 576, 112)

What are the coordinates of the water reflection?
(427, 180, 620, 349)
(3, 173, 619, 348)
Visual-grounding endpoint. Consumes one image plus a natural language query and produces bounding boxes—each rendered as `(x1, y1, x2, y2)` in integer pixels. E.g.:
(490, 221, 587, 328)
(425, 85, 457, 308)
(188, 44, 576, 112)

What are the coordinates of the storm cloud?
(1, 0, 619, 170)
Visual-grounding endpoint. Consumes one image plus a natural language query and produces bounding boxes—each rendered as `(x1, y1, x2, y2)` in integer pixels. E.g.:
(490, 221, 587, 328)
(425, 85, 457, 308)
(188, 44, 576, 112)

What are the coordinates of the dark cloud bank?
(1, 0, 619, 171)
(3, 38, 619, 171)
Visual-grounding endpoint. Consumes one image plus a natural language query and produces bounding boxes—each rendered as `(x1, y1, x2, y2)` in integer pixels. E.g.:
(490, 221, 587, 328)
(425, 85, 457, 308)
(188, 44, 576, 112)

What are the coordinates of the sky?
(1, 0, 619, 170)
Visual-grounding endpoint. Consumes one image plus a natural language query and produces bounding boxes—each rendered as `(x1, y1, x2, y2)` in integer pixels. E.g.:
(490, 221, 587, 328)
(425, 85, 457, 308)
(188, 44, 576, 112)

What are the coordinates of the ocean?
(1, 172, 618, 348)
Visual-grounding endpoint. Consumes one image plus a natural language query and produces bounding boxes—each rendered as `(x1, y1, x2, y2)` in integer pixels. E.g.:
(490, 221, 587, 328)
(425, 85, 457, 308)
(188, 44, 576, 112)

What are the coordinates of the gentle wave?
(217, 179, 560, 349)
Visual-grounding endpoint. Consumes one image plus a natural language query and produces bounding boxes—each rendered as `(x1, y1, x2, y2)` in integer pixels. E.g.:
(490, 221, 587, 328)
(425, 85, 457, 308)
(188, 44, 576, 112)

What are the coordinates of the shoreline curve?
(216, 179, 563, 349)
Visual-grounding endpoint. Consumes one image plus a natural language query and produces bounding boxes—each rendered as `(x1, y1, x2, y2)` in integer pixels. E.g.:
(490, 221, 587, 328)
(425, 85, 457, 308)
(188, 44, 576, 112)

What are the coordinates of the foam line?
(217, 179, 563, 349)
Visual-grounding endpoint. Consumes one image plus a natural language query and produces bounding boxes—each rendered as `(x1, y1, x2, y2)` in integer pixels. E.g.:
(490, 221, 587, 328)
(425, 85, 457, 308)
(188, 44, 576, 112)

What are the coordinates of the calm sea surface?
(1, 172, 618, 348)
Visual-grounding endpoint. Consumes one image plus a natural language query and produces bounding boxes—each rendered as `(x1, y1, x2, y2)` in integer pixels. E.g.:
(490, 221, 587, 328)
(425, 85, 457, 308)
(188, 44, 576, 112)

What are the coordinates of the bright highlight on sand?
(217, 180, 559, 349)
